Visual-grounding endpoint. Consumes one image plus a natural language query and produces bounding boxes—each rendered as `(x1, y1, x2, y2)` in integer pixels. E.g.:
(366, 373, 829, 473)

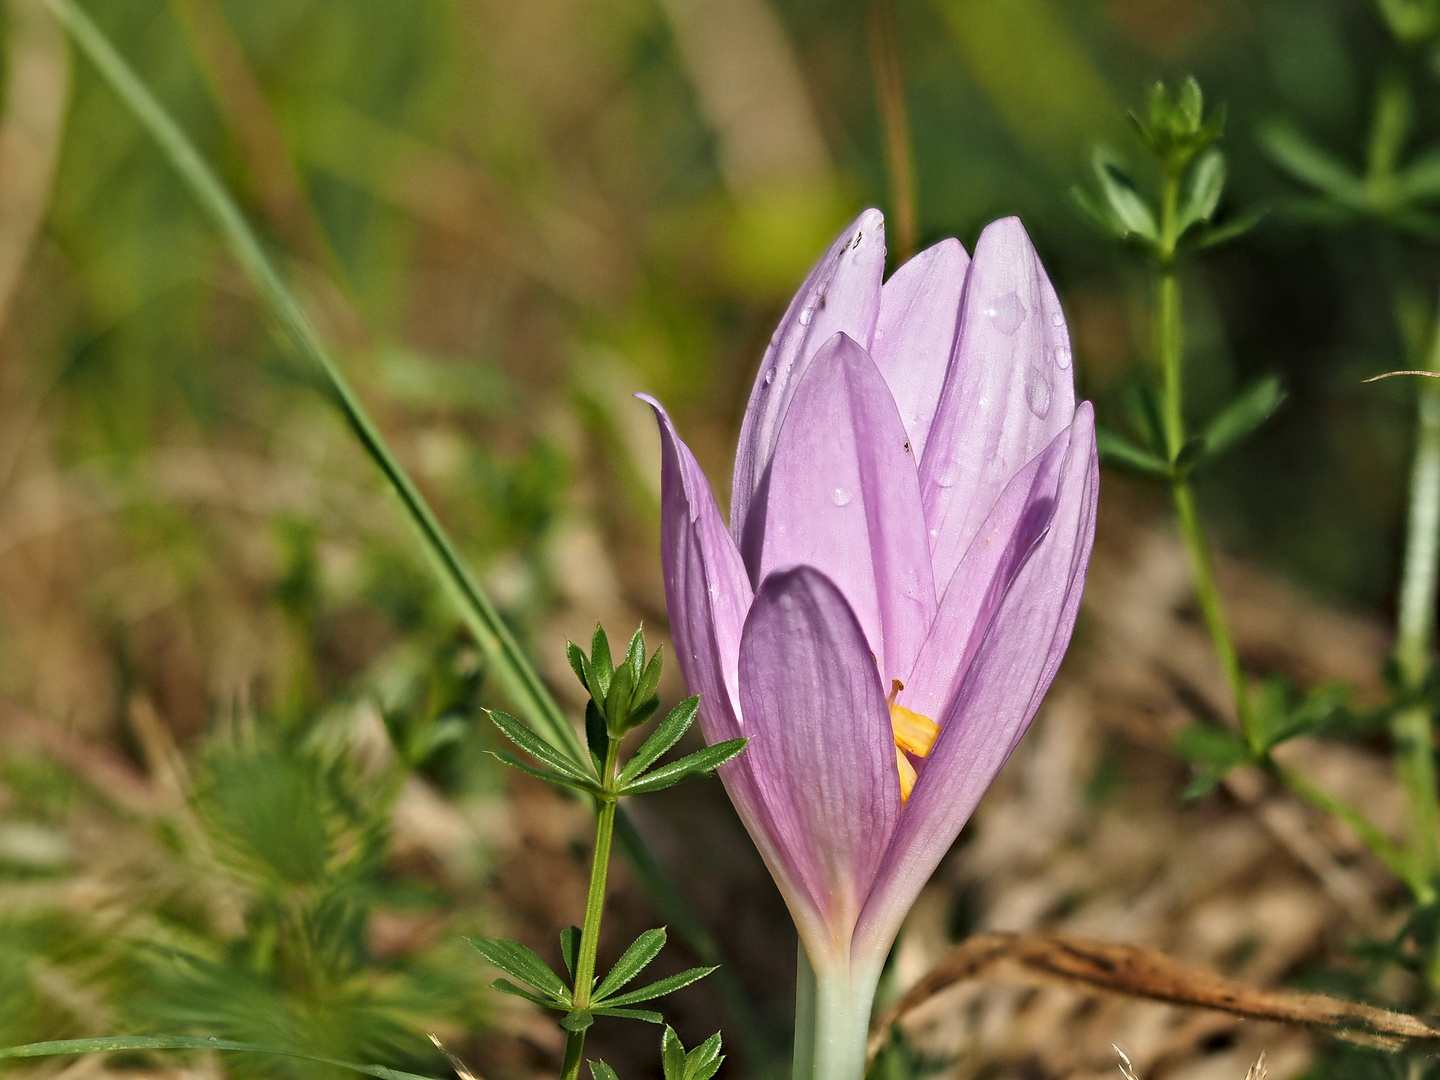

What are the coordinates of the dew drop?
(762, 367, 776, 386)
(984, 291, 1027, 335)
(1025, 362, 1053, 418)
(831, 487, 853, 507)
(1053, 345, 1072, 370)
(1051, 311, 1064, 327)
(935, 463, 960, 489)
(798, 306, 814, 327)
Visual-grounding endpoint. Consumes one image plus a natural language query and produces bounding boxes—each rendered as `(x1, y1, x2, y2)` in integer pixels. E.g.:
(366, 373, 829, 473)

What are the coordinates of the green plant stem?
(791, 950, 816, 1080)
(1154, 171, 1253, 736)
(45, 1, 775, 1064)
(1152, 165, 1406, 882)
(561, 741, 620, 1080)
(802, 960, 882, 1080)
(1390, 298, 1440, 897)
(1271, 759, 1424, 896)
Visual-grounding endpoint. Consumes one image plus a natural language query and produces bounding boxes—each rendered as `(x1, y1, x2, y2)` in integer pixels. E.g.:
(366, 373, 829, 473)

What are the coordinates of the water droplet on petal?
(762, 367, 775, 386)
(798, 306, 814, 326)
(984, 291, 1027, 335)
(1025, 362, 1052, 418)
(831, 487, 853, 507)
(1053, 345, 1072, 370)
(935, 463, 960, 488)
(1051, 311, 1064, 327)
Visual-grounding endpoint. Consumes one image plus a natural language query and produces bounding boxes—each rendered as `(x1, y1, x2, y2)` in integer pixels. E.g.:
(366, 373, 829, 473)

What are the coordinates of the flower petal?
(855, 403, 1098, 961)
(739, 566, 901, 960)
(919, 217, 1076, 589)
(757, 333, 936, 682)
(871, 238, 970, 461)
(643, 394, 831, 946)
(732, 209, 887, 576)
(899, 420, 1072, 720)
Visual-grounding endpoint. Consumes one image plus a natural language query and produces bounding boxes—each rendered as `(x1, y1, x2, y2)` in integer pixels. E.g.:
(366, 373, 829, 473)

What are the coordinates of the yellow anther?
(896, 747, 917, 803)
(890, 702, 940, 758)
(887, 680, 938, 804)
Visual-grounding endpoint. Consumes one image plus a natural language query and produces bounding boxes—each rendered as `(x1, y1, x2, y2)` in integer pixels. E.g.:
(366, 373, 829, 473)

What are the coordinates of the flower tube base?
(795, 953, 883, 1080)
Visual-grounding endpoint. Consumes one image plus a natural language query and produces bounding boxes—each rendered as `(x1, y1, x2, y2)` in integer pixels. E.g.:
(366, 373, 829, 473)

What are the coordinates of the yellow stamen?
(890, 702, 940, 757)
(887, 679, 938, 803)
(896, 747, 917, 802)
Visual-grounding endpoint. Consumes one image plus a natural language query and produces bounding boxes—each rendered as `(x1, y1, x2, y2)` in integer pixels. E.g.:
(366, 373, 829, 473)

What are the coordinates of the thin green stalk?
(562, 742, 620, 1080)
(42, 0, 773, 1061)
(791, 951, 816, 1080)
(1154, 171, 1252, 735)
(1390, 297, 1440, 895)
(1273, 760, 1426, 898)
(805, 962, 882, 1080)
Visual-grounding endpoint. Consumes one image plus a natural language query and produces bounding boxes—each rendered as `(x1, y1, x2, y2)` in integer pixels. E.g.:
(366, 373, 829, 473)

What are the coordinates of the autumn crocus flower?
(642, 209, 1097, 1080)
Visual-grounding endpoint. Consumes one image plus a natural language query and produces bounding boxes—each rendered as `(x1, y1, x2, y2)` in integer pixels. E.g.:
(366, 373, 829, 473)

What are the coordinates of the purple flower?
(641, 210, 1097, 1075)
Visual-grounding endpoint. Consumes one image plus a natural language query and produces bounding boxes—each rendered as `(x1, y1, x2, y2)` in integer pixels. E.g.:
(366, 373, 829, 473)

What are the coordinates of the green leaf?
(492, 978, 565, 1009)
(585, 701, 609, 774)
(684, 1033, 724, 1080)
(620, 696, 661, 734)
(1258, 121, 1365, 208)
(488, 710, 591, 782)
(1096, 427, 1169, 478)
(1121, 382, 1168, 456)
(1195, 376, 1286, 465)
(489, 751, 603, 795)
(1176, 76, 1203, 131)
(662, 1027, 686, 1080)
(588, 1062, 621, 1080)
(618, 697, 700, 786)
(1173, 722, 1251, 772)
(594, 928, 667, 1001)
(1094, 153, 1159, 241)
(625, 628, 646, 687)
(1177, 149, 1225, 235)
(1251, 677, 1350, 752)
(635, 647, 664, 704)
(591, 1006, 663, 1024)
(0, 1036, 443, 1080)
(1397, 147, 1440, 201)
(468, 937, 569, 999)
(620, 740, 748, 797)
(605, 661, 636, 736)
(1191, 205, 1268, 250)
(601, 966, 718, 1007)
(1071, 185, 1128, 241)
(591, 625, 614, 698)
(560, 925, 582, 980)
(560, 1010, 594, 1033)
(567, 640, 590, 692)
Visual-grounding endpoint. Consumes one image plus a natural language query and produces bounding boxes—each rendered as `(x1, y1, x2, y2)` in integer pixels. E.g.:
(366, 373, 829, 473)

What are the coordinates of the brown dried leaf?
(869, 933, 1440, 1062)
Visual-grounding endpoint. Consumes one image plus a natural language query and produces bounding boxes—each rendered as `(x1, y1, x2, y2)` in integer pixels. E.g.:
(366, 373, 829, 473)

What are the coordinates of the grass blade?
(0, 1036, 441, 1080)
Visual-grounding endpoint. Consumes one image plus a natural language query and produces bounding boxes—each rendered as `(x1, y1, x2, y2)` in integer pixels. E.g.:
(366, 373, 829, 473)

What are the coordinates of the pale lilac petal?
(757, 333, 936, 682)
(871, 238, 970, 461)
(732, 209, 887, 575)
(643, 394, 751, 740)
(739, 566, 901, 960)
(643, 394, 831, 946)
(919, 217, 1076, 589)
(899, 422, 1071, 720)
(855, 403, 1098, 959)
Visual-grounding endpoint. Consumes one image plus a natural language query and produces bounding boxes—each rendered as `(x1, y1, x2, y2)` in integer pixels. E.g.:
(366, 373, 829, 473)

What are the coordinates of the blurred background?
(0, 0, 1436, 1078)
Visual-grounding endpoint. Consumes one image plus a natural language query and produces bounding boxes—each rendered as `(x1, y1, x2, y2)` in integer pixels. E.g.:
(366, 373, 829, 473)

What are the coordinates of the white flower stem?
(794, 953, 882, 1080)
